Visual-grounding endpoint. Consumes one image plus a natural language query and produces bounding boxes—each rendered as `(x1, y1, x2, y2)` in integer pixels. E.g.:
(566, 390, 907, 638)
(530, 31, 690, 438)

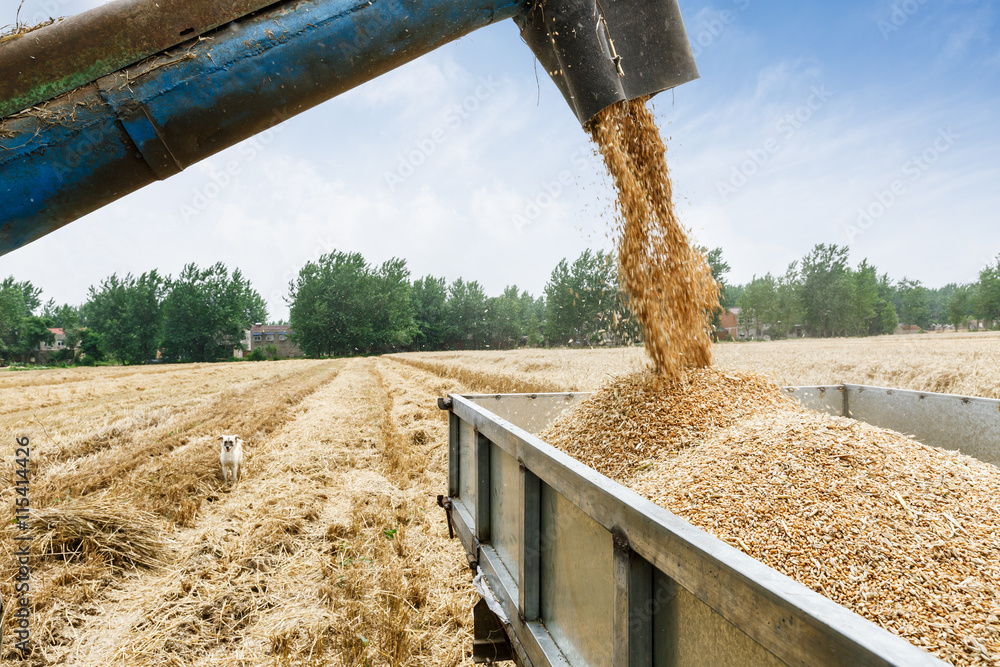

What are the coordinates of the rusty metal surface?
(0, 0, 281, 119)
(517, 0, 699, 124)
(0, 0, 525, 254)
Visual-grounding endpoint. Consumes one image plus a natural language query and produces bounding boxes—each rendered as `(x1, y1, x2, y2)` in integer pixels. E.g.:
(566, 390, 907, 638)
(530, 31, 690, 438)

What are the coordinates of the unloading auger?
(0, 0, 698, 255)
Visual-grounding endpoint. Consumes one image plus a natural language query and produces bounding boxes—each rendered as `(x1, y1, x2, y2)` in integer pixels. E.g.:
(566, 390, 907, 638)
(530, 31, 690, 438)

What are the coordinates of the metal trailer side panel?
(459, 417, 477, 511)
(844, 384, 1000, 467)
(491, 442, 522, 583)
(651, 572, 787, 667)
(783, 386, 846, 417)
(447, 394, 945, 667)
(785, 384, 1000, 468)
(539, 483, 614, 666)
(468, 393, 590, 435)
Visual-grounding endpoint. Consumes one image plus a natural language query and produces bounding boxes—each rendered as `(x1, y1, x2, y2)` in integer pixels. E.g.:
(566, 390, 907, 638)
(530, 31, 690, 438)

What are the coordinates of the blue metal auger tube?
(0, 0, 699, 256)
(0, 0, 526, 255)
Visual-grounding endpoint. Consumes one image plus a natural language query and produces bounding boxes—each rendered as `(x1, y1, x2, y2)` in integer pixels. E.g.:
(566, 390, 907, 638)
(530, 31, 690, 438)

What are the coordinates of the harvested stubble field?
(3, 334, 997, 664)
(394, 331, 1000, 398)
(0, 358, 481, 666)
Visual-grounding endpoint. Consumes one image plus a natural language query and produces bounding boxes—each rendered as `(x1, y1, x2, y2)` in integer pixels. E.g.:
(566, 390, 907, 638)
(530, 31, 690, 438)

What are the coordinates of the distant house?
(236, 323, 304, 358)
(717, 309, 739, 340)
(33, 328, 82, 363)
(895, 324, 923, 335)
(38, 328, 71, 352)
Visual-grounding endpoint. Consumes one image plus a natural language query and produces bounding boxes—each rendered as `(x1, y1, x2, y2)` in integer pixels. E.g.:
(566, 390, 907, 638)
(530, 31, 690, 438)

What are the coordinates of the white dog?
(218, 434, 244, 486)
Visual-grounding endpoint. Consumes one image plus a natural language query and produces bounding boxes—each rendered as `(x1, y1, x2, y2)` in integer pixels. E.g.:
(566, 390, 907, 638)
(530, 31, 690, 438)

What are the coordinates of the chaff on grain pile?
(539, 368, 795, 479)
(588, 97, 720, 378)
(545, 370, 1000, 666)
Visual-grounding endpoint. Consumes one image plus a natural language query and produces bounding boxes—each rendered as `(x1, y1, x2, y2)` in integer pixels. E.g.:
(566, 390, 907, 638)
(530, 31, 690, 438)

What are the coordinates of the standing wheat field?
(393, 331, 1000, 398)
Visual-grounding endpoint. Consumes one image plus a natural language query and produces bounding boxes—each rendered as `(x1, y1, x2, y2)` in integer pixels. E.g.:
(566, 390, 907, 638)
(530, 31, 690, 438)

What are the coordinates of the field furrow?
(2, 358, 476, 666)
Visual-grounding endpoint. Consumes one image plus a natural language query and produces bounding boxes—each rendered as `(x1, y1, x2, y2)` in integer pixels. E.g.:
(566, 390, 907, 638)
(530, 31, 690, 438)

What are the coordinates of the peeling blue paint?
(0, 0, 526, 256)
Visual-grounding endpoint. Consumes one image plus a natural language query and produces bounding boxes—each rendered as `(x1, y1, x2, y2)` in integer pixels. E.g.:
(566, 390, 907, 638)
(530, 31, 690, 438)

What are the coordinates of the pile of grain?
(587, 98, 720, 378)
(544, 371, 1000, 665)
(539, 368, 795, 479)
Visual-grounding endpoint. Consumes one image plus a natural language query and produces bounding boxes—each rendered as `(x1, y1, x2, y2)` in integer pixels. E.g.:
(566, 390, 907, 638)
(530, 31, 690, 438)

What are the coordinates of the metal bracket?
(473, 597, 515, 663)
(437, 494, 455, 540)
(437, 396, 453, 410)
(467, 548, 480, 571)
(612, 528, 630, 555)
(98, 75, 184, 181)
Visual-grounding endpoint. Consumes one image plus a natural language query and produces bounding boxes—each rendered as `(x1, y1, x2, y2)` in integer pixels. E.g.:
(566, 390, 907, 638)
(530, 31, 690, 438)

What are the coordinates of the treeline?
(288, 251, 549, 356)
(287, 248, 644, 356)
(731, 244, 1000, 338)
(0, 263, 265, 365)
(3, 244, 1000, 365)
(0, 249, 631, 365)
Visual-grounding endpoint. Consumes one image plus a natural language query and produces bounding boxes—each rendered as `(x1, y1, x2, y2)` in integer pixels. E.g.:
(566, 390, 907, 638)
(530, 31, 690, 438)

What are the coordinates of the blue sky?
(1, 0, 998, 320)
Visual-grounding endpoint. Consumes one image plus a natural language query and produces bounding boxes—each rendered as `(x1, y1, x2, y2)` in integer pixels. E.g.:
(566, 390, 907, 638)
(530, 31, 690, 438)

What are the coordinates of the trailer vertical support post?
(519, 463, 541, 621)
(476, 432, 492, 543)
(448, 411, 460, 497)
(613, 533, 653, 667)
(613, 537, 629, 667)
(628, 553, 654, 667)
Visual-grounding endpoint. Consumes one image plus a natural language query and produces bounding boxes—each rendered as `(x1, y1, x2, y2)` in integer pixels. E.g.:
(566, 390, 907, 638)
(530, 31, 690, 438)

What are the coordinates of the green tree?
(411, 276, 449, 350)
(738, 274, 779, 338)
(83, 271, 167, 364)
(898, 278, 930, 329)
(520, 290, 546, 346)
(868, 273, 898, 335)
(544, 250, 620, 345)
(369, 258, 417, 351)
(0, 277, 44, 362)
(701, 247, 732, 330)
(879, 300, 899, 334)
(975, 257, 1000, 328)
(288, 252, 415, 357)
(775, 262, 804, 338)
(41, 301, 80, 329)
(41, 301, 84, 362)
(1, 277, 42, 314)
(800, 244, 852, 337)
(946, 285, 974, 330)
(78, 329, 105, 364)
(525, 312, 544, 347)
(20, 317, 56, 361)
(162, 263, 267, 362)
(847, 260, 880, 336)
(445, 278, 489, 348)
(927, 284, 955, 325)
(486, 286, 524, 349)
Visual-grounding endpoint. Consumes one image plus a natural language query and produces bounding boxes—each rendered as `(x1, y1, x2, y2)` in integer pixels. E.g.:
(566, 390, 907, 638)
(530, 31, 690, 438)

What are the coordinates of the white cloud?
(2, 0, 998, 323)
